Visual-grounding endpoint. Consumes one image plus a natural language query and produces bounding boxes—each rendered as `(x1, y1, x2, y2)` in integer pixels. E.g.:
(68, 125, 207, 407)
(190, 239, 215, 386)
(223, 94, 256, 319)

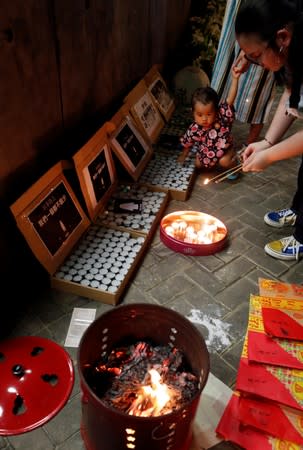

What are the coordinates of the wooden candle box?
(144, 65, 176, 122)
(107, 105, 196, 202)
(10, 125, 168, 306)
(73, 122, 169, 241)
(123, 79, 165, 144)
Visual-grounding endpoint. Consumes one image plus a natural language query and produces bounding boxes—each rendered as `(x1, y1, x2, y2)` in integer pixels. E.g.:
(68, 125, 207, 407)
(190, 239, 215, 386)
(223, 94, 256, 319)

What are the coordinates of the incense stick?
(203, 163, 242, 184)
(214, 165, 243, 183)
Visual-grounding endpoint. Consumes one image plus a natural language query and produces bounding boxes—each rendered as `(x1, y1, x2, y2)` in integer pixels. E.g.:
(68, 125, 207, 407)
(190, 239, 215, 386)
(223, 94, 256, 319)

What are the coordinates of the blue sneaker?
(264, 208, 297, 228)
(265, 235, 303, 261)
(226, 172, 239, 180)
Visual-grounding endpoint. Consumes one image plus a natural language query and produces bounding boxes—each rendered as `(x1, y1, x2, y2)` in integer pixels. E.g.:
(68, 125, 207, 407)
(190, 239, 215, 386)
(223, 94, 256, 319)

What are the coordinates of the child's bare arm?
(226, 65, 241, 106)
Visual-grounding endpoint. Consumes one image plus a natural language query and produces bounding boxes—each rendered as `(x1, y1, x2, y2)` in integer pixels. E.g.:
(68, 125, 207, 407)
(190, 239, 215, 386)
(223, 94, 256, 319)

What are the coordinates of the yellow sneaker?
(264, 235, 303, 261)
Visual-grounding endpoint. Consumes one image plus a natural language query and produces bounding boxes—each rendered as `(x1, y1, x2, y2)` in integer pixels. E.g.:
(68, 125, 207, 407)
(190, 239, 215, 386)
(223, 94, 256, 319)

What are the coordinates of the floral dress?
(180, 101, 235, 168)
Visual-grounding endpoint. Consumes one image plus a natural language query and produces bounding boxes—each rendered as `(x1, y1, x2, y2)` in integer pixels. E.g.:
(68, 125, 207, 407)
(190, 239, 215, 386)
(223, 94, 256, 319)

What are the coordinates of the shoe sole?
(264, 244, 298, 260)
(264, 215, 295, 228)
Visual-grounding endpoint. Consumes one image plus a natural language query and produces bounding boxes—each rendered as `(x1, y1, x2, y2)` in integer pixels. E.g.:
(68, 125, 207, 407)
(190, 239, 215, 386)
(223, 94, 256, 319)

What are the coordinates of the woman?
(236, 0, 303, 261)
(211, 0, 276, 145)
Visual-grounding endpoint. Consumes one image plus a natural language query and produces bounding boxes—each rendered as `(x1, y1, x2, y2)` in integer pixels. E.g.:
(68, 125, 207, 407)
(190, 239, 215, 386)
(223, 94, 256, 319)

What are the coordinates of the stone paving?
(1, 94, 303, 449)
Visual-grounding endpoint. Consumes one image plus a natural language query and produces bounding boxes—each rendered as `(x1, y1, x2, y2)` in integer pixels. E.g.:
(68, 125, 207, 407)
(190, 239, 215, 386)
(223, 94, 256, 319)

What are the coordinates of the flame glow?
(127, 369, 174, 417)
(162, 211, 226, 245)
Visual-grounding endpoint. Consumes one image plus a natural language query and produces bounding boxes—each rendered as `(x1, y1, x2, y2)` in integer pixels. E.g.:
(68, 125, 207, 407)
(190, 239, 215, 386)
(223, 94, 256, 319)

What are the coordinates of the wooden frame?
(10, 161, 90, 275)
(124, 79, 165, 143)
(144, 65, 175, 121)
(73, 124, 117, 222)
(107, 106, 153, 181)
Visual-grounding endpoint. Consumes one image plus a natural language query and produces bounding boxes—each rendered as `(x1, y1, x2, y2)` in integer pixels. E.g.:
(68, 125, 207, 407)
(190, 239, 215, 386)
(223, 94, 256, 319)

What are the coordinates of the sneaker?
(264, 208, 297, 228)
(264, 235, 303, 260)
(227, 172, 240, 180)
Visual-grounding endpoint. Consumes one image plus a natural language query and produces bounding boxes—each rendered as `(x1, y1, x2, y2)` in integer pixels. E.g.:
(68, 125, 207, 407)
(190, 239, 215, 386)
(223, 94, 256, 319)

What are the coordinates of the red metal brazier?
(78, 303, 210, 450)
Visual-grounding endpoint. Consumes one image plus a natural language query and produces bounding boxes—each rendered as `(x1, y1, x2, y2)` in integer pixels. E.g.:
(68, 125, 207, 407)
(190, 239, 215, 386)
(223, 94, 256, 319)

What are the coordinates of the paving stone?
(44, 394, 82, 445)
(177, 287, 229, 318)
(57, 431, 85, 450)
(184, 264, 226, 296)
(149, 274, 197, 304)
(192, 253, 225, 272)
(215, 277, 257, 310)
(224, 217, 250, 237)
(214, 257, 255, 286)
(124, 283, 157, 304)
(245, 268, 278, 287)
(222, 302, 250, 343)
(7, 428, 54, 450)
(221, 337, 245, 372)
(242, 228, 271, 248)
(208, 352, 237, 388)
(243, 245, 291, 277)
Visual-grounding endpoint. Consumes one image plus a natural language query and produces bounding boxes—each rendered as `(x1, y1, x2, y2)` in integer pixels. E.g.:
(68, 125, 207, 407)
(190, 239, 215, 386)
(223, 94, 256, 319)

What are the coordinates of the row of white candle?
(139, 153, 195, 191)
(98, 187, 166, 231)
(54, 226, 145, 292)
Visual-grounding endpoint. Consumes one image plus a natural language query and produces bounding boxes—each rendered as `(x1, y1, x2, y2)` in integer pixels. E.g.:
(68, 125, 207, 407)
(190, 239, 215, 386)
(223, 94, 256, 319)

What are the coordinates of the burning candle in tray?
(160, 210, 228, 255)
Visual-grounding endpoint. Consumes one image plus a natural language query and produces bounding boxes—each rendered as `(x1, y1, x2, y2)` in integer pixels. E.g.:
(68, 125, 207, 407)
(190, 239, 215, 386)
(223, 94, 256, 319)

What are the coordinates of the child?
(178, 65, 242, 177)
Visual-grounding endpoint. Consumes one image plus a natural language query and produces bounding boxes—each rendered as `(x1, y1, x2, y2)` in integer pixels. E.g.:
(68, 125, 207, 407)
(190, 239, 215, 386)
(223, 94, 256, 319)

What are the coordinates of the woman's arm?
(262, 88, 296, 145)
(243, 126, 303, 171)
(242, 87, 302, 171)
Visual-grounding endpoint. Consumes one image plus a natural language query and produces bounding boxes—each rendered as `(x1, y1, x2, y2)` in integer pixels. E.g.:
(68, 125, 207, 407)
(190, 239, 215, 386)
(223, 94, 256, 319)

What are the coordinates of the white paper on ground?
(190, 372, 233, 449)
(64, 307, 96, 347)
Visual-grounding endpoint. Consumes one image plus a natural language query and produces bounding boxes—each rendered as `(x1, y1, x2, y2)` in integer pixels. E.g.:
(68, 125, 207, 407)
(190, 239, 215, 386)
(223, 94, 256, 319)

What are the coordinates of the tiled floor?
(1, 91, 303, 450)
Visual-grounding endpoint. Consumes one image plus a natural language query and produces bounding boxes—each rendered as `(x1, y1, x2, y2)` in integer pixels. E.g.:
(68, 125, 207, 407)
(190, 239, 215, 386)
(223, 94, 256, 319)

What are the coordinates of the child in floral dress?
(178, 64, 242, 176)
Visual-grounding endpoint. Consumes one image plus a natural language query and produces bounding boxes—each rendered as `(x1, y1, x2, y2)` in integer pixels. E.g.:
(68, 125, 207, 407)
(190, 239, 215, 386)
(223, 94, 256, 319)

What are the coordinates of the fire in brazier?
(83, 340, 199, 417)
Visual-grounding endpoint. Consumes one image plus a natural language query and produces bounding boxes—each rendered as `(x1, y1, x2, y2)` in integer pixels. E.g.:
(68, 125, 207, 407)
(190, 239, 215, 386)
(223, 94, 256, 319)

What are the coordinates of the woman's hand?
(242, 140, 269, 161)
(242, 148, 272, 172)
(241, 139, 273, 172)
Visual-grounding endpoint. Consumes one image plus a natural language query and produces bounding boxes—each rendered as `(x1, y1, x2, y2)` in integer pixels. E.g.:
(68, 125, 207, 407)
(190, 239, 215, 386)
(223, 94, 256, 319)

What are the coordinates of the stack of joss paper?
(216, 278, 303, 449)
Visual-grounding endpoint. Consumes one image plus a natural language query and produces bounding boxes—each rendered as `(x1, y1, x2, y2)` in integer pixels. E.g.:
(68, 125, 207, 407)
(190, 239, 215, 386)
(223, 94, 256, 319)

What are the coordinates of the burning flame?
(204, 178, 209, 185)
(127, 369, 173, 417)
(163, 214, 226, 245)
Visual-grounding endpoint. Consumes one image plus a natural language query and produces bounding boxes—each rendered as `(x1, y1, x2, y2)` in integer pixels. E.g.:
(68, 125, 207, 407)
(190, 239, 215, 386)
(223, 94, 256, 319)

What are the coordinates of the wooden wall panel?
(165, 0, 191, 53)
(55, 1, 152, 132)
(0, 0, 62, 194)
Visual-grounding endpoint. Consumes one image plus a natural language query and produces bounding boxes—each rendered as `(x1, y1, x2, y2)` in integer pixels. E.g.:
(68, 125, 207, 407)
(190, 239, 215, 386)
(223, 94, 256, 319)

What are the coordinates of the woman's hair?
(191, 87, 219, 111)
(235, 0, 303, 108)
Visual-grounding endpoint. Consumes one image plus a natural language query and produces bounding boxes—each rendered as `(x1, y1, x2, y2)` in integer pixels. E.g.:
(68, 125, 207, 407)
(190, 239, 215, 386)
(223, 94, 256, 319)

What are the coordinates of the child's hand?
(234, 50, 250, 73)
(231, 65, 242, 79)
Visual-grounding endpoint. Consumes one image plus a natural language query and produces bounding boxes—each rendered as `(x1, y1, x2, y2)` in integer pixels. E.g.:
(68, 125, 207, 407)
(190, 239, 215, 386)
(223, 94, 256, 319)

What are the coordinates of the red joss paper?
(236, 334, 303, 412)
(248, 295, 303, 370)
(262, 306, 303, 341)
(238, 396, 303, 445)
(216, 393, 302, 449)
